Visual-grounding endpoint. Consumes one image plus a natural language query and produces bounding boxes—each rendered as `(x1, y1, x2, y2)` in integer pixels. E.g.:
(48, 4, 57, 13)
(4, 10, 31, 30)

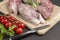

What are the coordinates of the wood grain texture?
(0, 0, 9, 14)
(0, 0, 60, 35)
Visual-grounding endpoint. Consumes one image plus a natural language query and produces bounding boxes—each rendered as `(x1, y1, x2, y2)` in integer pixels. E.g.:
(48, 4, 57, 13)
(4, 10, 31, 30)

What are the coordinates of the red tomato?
(16, 28, 23, 34)
(9, 16, 15, 20)
(5, 22, 12, 28)
(8, 22, 12, 27)
(4, 19, 8, 22)
(3, 19, 8, 25)
(13, 24, 18, 31)
(5, 22, 9, 28)
(1, 19, 6, 25)
(0, 16, 4, 21)
(5, 15, 10, 18)
(1, 19, 4, 23)
(12, 17, 15, 20)
(9, 19, 13, 22)
(14, 20, 20, 24)
(18, 23, 25, 29)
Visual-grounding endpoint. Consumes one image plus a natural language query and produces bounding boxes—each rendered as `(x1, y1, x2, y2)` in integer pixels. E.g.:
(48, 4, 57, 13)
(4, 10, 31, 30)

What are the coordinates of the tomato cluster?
(0, 15, 25, 34)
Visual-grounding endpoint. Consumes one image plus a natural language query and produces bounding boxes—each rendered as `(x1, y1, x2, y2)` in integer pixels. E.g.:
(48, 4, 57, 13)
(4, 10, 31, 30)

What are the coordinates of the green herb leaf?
(32, 3, 37, 7)
(0, 23, 5, 40)
(9, 25, 15, 31)
(36, 0, 39, 6)
(8, 30, 15, 36)
(4, 25, 15, 36)
(0, 23, 5, 34)
(5, 29, 10, 36)
(0, 23, 15, 37)
(27, 0, 39, 7)
(0, 33, 3, 40)
(8, 25, 15, 36)
(4, 28, 15, 36)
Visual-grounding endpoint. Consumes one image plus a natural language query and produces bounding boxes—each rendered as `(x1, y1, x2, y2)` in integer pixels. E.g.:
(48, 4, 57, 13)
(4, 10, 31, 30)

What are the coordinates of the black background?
(0, 0, 60, 40)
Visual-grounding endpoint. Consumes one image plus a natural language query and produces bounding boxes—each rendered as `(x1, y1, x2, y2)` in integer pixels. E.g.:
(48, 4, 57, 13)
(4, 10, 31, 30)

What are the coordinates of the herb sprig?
(0, 23, 15, 40)
(27, 0, 39, 7)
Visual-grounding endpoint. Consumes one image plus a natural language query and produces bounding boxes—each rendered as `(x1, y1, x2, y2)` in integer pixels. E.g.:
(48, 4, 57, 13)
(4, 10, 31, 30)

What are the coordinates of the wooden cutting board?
(0, 0, 60, 35)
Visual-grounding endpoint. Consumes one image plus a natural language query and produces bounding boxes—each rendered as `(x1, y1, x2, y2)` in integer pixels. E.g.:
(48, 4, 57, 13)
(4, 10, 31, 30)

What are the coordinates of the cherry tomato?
(9, 16, 15, 20)
(5, 23, 9, 28)
(14, 20, 20, 24)
(9, 19, 13, 22)
(18, 23, 25, 29)
(16, 28, 23, 34)
(1, 19, 4, 24)
(3, 19, 8, 25)
(0, 16, 4, 21)
(5, 15, 10, 18)
(4, 19, 8, 22)
(5, 22, 12, 28)
(1, 19, 7, 25)
(13, 24, 18, 31)
(12, 17, 15, 20)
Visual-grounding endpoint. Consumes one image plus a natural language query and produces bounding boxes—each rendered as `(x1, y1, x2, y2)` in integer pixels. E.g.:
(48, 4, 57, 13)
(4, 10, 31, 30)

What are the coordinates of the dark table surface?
(0, 0, 60, 40)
